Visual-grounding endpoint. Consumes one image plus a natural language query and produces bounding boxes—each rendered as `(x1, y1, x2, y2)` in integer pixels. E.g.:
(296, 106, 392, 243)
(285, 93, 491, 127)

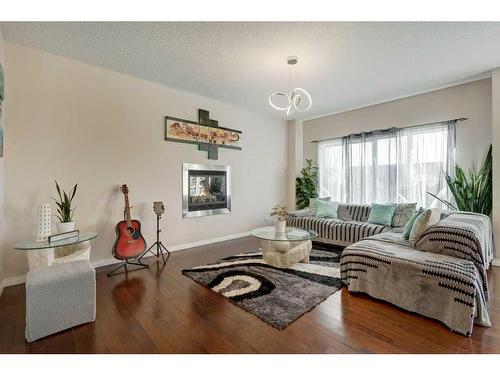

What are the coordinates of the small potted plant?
(270, 205, 289, 234)
(53, 181, 77, 233)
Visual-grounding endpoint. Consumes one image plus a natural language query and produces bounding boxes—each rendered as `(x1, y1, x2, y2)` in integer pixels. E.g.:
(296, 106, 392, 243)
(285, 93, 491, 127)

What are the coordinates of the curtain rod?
(310, 117, 468, 144)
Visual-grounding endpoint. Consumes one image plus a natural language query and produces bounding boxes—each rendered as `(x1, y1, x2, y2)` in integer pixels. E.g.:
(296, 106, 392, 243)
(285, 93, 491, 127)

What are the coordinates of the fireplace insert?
(182, 163, 231, 218)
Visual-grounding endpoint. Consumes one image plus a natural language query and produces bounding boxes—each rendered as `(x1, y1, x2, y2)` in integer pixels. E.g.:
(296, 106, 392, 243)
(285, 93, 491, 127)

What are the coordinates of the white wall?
(3, 42, 287, 279)
(303, 79, 492, 172)
(492, 69, 500, 265)
(0, 30, 5, 292)
(286, 120, 303, 209)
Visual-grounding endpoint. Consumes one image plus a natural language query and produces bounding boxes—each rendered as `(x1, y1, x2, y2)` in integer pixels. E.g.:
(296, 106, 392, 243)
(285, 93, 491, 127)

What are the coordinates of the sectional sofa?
(287, 203, 493, 336)
(287, 203, 389, 246)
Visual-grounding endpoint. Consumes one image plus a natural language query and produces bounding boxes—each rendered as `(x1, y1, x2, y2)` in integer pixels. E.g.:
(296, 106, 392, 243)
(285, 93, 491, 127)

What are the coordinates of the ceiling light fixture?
(269, 56, 312, 116)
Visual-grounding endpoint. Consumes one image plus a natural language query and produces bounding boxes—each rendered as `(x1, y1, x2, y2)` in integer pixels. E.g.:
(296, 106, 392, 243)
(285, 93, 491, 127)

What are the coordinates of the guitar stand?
(139, 213, 170, 265)
(107, 259, 149, 277)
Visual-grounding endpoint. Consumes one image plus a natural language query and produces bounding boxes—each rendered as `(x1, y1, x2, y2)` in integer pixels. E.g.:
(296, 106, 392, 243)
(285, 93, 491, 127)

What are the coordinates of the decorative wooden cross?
(165, 108, 242, 160)
(198, 109, 220, 160)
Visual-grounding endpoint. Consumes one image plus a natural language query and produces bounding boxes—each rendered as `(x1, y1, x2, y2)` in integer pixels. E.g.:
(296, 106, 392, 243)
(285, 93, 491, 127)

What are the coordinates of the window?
(318, 121, 456, 207)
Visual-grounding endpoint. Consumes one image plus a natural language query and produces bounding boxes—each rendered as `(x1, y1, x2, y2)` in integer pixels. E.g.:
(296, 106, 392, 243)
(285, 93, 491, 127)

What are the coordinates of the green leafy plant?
(295, 159, 318, 209)
(53, 181, 78, 223)
(427, 144, 492, 215)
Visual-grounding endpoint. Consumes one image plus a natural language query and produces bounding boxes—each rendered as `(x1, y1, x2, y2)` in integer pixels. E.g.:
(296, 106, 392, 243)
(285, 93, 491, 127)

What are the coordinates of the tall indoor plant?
(295, 159, 318, 209)
(428, 144, 492, 215)
(53, 180, 78, 233)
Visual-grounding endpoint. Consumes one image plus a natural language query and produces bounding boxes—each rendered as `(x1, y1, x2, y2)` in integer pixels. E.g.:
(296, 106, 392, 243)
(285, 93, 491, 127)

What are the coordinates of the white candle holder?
(37, 203, 52, 241)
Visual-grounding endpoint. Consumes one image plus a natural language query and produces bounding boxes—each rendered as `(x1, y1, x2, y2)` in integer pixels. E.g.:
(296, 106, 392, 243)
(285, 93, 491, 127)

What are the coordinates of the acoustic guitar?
(112, 184, 147, 259)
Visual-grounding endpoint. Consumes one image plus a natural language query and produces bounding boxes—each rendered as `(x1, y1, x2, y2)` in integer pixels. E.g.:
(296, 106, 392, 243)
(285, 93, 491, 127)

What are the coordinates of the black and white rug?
(182, 244, 344, 329)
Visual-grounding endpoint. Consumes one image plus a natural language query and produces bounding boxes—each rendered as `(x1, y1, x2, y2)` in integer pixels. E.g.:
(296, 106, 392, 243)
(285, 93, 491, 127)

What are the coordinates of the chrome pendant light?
(269, 56, 312, 116)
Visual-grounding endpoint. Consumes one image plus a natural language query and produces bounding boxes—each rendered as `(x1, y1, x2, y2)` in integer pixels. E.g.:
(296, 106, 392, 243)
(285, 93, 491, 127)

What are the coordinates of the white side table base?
(53, 241, 91, 265)
(26, 248, 54, 270)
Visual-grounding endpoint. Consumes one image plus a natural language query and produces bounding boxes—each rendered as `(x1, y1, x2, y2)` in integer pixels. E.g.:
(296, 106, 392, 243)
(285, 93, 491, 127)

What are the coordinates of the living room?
(1, 0, 500, 371)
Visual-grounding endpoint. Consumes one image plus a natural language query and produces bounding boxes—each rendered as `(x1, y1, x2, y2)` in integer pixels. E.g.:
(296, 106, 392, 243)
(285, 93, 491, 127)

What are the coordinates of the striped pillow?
(338, 204, 372, 222)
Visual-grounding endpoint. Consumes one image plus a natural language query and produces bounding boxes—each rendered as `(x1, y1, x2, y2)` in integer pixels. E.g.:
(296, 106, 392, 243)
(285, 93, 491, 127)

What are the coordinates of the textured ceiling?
(1, 22, 500, 120)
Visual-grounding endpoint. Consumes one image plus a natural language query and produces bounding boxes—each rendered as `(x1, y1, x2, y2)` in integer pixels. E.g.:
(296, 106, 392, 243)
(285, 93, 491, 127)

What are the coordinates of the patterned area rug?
(182, 244, 344, 329)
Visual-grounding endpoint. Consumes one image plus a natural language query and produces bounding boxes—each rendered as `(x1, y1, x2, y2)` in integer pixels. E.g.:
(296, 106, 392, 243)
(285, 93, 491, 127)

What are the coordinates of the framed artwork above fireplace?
(165, 109, 242, 160)
(182, 163, 231, 218)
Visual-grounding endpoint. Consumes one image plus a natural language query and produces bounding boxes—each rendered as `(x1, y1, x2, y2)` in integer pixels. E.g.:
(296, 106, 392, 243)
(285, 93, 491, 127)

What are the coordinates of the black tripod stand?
(139, 211, 170, 264)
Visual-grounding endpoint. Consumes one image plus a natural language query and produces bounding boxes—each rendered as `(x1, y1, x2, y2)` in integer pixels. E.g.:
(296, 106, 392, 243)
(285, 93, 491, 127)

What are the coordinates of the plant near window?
(427, 144, 492, 215)
(295, 159, 318, 209)
(53, 180, 78, 223)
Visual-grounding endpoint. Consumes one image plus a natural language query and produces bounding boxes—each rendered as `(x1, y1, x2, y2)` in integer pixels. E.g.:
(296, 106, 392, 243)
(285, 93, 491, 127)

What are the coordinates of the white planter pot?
(57, 221, 75, 234)
(275, 220, 286, 234)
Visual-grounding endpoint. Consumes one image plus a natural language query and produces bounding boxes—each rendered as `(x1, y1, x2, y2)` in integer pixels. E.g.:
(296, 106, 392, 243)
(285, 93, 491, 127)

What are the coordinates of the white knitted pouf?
(25, 260, 96, 342)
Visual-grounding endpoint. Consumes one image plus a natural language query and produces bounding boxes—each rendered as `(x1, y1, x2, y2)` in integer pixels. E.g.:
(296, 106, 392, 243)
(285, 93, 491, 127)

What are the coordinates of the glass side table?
(250, 226, 318, 268)
(13, 232, 98, 269)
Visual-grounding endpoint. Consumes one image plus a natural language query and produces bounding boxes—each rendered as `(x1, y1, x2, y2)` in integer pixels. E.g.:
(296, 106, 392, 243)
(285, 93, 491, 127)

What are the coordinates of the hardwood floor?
(1, 236, 500, 354)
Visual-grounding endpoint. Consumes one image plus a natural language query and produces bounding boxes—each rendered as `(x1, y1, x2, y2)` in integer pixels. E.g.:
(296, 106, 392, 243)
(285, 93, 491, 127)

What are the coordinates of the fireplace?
(182, 163, 231, 218)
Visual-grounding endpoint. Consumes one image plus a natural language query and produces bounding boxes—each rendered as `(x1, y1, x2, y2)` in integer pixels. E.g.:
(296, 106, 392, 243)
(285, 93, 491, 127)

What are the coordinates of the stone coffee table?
(250, 226, 318, 269)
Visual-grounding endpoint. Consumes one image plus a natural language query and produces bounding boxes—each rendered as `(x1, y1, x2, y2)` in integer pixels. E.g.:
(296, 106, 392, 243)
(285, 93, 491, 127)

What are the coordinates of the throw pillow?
(408, 208, 442, 247)
(315, 200, 339, 218)
(309, 197, 330, 216)
(391, 203, 417, 227)
(402, 207, 424, 240)
(367, 203, 397, 226)
(290, 208, 311, 217)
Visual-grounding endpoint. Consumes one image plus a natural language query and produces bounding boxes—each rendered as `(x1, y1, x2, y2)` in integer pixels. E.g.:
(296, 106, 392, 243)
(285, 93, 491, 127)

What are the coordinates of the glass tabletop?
(250, 226, 317, 242)
(13, 232, 98, 250)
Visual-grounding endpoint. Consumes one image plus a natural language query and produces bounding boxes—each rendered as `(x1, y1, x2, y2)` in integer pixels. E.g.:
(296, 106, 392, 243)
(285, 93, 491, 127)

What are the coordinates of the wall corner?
(287, 119, 304, 210)
(491, 68, 500, 260)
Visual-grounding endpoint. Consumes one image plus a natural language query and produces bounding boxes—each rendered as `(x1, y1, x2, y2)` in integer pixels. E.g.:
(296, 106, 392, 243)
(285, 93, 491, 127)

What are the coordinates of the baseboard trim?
(1, 274, 27, 290)
(168, 231, 251, 252)
(92, 231, 251, 269)
(492, 258, 500, 267)
(0, 231, 252, 289)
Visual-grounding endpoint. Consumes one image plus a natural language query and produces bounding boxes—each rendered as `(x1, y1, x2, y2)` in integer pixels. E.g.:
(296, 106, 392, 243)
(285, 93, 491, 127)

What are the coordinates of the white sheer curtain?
(318, 137, 345, 200)
(318, 121, 456, 208)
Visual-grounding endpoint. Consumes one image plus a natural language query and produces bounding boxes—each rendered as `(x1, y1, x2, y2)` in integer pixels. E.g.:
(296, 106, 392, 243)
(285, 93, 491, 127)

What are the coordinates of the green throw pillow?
(309, 197, 330, 216)
(315, 199, 339, 218)
(367, 203, 397, 226)
(408, 208, 442, 247)
(402, 207, 424, 240)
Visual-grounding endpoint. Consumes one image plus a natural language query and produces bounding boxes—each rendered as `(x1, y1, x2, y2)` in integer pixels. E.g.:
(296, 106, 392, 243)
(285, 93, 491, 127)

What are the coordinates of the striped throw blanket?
(416, 212, 493, 301)
(287, 203, 388, 246)
(287, 216, 388, 246)
(341, 232, 491, 336)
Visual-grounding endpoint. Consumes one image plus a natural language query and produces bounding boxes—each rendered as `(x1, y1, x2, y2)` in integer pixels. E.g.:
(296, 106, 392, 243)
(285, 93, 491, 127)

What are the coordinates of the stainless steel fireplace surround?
(182, 163, 231, 218)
